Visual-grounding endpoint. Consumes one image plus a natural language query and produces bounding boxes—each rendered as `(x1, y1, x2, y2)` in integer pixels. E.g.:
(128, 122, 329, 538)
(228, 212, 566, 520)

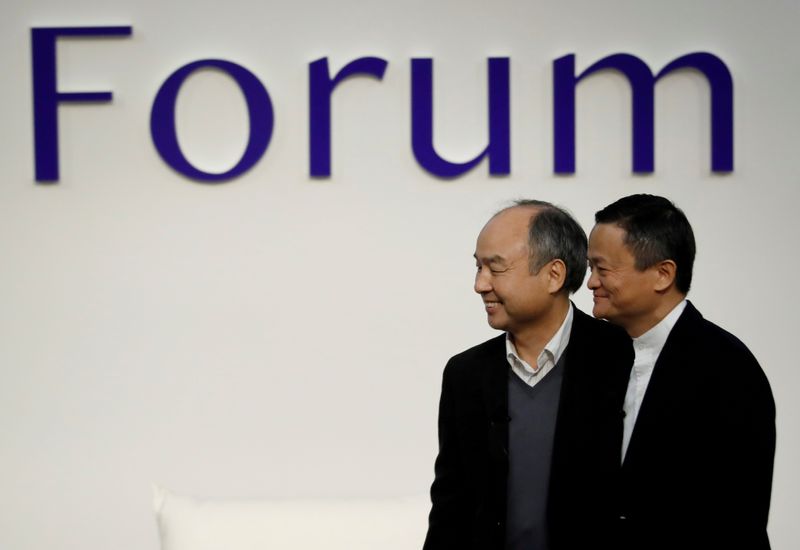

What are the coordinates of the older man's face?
(473, 208, 553, 336)
(587, 223, 662, 337)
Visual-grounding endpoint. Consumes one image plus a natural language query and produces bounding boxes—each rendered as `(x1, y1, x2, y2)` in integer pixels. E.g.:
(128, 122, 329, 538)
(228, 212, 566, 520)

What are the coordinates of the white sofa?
(153, 485, 429, 550)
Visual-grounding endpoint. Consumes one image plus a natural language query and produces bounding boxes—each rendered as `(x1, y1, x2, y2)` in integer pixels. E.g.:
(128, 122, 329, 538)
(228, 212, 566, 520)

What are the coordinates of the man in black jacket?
(424, 200, 632, 550)
(587, 194, 775, 550)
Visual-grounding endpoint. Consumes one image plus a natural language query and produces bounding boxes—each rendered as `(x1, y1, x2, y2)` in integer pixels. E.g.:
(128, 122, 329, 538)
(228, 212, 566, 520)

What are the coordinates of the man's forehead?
(589, 223, 627, 248)
(490, 205, 540, 225)
(587, 250, 607, 264)
(474, 237, 528, 264)
(480, 207, 537, 240)
(590, 222, 627, 241)
(474, 207, 536, 260)
(589, 223, 634, 262)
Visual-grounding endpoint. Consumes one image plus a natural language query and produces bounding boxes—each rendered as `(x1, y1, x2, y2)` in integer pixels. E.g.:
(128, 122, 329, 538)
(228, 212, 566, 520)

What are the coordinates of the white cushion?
(153, 485, 429, 550)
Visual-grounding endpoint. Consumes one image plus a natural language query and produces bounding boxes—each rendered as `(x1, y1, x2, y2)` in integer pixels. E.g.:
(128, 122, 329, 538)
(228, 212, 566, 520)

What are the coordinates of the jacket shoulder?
(445, 334, 505, 370)
(572, 306, 632, 349)
(699, 316, 755, 358)
(675, 304, 772, 398)
(681, 304, 761, 366)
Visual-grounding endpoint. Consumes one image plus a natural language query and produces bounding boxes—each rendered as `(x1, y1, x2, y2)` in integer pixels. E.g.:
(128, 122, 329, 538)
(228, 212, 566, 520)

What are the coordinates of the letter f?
(31, 26, 132, 182)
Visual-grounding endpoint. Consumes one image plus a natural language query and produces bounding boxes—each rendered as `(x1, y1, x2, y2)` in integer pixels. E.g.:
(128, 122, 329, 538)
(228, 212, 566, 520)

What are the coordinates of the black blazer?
(423, 306, 633, 550)
(617, 301, 776, 550)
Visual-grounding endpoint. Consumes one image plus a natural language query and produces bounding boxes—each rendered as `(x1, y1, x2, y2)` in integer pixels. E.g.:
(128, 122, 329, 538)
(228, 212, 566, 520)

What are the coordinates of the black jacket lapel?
(623, 301, 702, 469)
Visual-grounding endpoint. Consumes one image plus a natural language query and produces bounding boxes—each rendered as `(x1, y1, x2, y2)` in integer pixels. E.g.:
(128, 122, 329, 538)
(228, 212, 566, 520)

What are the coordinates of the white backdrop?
(2, 1, 799, 549)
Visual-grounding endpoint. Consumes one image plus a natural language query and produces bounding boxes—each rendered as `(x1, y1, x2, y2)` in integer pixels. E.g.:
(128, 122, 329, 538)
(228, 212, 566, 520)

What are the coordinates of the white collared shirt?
(505, 305, 574, 387)
(621, 299, 688, 461)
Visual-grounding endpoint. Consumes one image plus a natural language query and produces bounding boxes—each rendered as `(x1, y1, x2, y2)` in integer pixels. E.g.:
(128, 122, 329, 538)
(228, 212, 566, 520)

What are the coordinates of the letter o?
(150, 59, 274, 182)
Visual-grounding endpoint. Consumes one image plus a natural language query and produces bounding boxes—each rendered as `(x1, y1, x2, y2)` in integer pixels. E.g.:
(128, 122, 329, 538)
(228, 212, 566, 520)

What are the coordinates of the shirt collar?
(632, 299, 687, 358)
(505, 304, 574, 373)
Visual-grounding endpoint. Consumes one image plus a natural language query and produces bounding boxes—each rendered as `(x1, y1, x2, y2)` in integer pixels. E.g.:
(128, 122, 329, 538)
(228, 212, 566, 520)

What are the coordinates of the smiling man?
(424, 200, 632, 550)
(587, 194, 776, 550)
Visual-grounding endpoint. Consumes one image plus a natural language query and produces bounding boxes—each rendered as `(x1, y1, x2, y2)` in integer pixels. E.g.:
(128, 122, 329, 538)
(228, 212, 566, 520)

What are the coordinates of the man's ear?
(547, 259, 567, 294)
(653, 260, 678, 292)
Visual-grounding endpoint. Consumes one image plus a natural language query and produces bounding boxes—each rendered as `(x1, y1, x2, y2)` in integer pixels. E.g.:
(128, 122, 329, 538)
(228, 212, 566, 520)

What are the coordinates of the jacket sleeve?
(713, 348, 776, 550)
(423, 360, 470, 549)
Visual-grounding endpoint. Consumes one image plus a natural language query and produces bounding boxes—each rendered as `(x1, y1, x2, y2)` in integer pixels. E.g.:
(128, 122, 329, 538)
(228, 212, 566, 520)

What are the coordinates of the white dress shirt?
(505, 305, 574, 388)
(621, 299, 687, 461)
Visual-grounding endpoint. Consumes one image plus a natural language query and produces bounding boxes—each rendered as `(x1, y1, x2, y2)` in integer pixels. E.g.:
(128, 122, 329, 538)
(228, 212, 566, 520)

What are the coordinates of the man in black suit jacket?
(587, 194, 776, 550)
(424, 200, 632, 550)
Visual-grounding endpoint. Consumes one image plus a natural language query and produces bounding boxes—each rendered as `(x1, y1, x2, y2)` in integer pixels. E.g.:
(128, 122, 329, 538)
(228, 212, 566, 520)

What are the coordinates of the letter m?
(553, 52, 733, 173)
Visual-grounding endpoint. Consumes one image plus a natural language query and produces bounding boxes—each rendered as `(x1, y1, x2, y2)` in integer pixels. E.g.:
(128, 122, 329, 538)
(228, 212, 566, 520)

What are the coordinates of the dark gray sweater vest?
(504, 353, 566, 550)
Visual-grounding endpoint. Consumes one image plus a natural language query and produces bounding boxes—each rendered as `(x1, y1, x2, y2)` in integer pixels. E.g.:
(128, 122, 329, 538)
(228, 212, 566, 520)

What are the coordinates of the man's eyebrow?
(587, 254, 606, 264)
(474, 254, 507, 264)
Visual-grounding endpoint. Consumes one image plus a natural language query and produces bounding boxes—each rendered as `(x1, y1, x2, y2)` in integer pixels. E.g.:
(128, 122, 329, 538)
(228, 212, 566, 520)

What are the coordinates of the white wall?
(1, 0, 798, 549)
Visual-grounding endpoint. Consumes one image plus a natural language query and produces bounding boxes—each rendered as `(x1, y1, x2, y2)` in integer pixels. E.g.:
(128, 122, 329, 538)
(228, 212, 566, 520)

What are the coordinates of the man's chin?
(592, 304, 610, 320)
(486, 315, 508, 331)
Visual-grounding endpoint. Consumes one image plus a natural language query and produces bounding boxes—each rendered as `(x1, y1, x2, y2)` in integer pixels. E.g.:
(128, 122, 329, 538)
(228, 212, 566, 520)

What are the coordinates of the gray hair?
(500, 199, 588, 294)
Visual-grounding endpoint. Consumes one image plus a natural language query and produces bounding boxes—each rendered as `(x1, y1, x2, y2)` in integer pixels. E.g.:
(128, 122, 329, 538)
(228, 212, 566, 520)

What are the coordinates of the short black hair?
(504, 199, 588, 294)
(594, 194, 696, 294)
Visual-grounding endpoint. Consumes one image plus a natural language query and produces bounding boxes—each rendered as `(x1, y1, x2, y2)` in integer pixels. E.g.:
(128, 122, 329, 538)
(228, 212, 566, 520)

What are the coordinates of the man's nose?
(474, 269, 491, 294)
(586, 269, 599, 290)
